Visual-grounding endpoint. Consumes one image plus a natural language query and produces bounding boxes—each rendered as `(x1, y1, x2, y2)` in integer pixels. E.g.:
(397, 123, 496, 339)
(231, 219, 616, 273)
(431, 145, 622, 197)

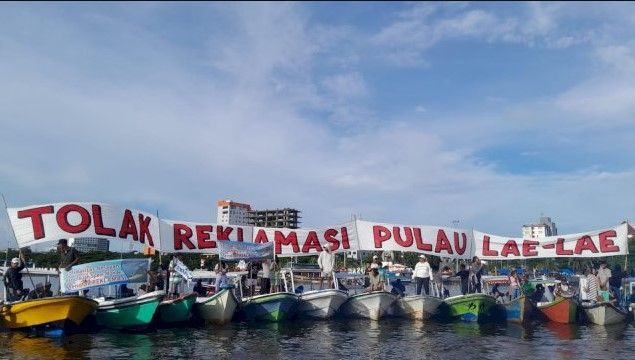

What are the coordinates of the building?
(247, 208, 301, 229)
(216, 200, 252, 226)
(69, 237, 110, 253)
(522, 215, 558, 238)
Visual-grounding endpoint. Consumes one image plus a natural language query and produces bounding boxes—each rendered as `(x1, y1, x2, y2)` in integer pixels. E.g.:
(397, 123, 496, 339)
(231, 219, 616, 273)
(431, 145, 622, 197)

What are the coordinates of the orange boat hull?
(538, 297, 577, 324)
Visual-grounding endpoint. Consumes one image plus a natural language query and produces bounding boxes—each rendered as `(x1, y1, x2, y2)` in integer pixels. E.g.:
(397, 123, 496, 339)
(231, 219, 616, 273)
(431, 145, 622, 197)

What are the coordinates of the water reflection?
(542, 322, 580, 340)
(1, 318, 635, 359)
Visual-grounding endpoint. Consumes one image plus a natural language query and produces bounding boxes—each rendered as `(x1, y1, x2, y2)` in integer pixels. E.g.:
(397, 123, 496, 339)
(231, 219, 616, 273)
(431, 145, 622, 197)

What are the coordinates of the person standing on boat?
(508, 270, 521, 300)
(597, 261, 612, 292)
(456, 263, 470, 295)
(609, 264, 624, 307)
(583, 267, 600, 303)
(469, 256, 483, 293)
(260, 259, 272, 294)
(3, 254, 26, 301)
(57, 238, 80, 271)
(168, 255, 183, 299)
(318, 244, 336, 289)
(413, 255, 432, 296)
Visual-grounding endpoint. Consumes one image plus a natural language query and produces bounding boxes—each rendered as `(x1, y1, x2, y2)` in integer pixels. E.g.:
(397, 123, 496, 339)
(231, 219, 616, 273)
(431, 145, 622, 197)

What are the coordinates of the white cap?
(11, 257, 19, 264)
(373, 255, 378, 259)
(419, 255, 426, 259)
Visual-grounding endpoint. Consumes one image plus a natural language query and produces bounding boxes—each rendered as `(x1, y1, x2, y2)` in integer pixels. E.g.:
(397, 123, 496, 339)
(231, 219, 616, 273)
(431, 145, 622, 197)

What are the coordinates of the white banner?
(8, 202, 159, 249)
(6, 201, 630, 260)
(159, 219, 253, 254)
(356, 220, 474, 260)
(473, 223, 629, 259)
(252, 222, 358, 257)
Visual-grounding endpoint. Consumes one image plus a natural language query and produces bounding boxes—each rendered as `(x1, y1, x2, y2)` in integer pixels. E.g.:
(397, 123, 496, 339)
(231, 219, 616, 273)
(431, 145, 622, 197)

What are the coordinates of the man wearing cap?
(3, 253, 26, 301)
(413, 255, 432, 295)
(57, 239, 80, 271)
(370, 255, 381, 269)
(318, 244, 336, 289)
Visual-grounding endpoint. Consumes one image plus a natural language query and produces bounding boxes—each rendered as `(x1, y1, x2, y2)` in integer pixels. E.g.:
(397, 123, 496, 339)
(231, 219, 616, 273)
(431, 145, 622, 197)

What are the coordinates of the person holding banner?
(168, 255, 183, 299)
(318, 244, 336, 289)
(413, 255, 431, 296)
(469, 256, 483, 293)
(57, 239, 80, 271)
(3, 254, 27, 301)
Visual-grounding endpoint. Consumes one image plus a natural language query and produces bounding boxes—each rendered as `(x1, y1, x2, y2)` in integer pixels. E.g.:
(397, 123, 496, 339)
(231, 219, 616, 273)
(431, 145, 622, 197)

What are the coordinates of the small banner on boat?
(251, 222, 357, 257)
(7, 202, 159, 249)
(355, 220, 473, 259)
(60, 258, 150, 292)
(171, 258, 194, 282)
(218, 240, 274, 262)
(473, 223, 629, 259)
(159, 219, 253, 253)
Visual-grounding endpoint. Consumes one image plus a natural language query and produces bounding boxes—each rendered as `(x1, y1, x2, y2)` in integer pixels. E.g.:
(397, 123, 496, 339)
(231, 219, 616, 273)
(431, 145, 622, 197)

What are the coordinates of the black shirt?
(4, 263, 25, 292)
(609, 269, 623, 287)
(456, 269, 470, 281)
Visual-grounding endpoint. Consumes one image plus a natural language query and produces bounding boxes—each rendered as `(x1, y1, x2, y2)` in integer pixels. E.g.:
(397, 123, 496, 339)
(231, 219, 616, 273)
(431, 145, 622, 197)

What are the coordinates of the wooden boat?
(394, 295, 444, 320)
(296, 289, 349, 319)
(444, 293, 497, 322)
(338, 291, 397, 320)
(582, 302, 628, 325)
(95, 290, 164, 330)
(195, 289, 239, 324)
(501, 295, 534, 323)
(239, 292, 299, 322)
(0, 296, 98, 329)
(537, 297, 577, 324)
(157, 292, 197, 324)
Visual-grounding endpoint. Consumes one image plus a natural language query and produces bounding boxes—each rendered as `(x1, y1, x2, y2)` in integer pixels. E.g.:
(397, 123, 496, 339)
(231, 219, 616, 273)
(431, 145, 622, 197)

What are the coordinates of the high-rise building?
(247, 208, 301, 229)
(69, 237, 110, 253)
(522, 215, 557, 238)
(216, 200, 252, 226)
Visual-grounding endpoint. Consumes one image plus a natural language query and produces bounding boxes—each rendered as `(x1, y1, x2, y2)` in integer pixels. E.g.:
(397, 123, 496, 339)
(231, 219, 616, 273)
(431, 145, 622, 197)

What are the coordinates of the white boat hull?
(583, 303, 628, 325)
(195, 289, 239, 325)
(395, 295, 444, 320)
(338, 291, 397, 321)
(297, 289, 348, 318)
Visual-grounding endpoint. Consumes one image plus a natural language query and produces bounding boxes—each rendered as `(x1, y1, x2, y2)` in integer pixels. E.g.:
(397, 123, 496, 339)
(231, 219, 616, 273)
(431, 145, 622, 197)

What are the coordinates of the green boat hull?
(96, 297, 161, 330)
(444, 294, 497, 322)
(158, 294, 196, 324)
(240, 293, 298, 322)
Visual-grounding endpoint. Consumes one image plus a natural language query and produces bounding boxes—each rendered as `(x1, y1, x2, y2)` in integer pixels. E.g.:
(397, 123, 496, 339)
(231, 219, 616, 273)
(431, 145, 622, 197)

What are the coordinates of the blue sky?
(2, 2, 635, 246)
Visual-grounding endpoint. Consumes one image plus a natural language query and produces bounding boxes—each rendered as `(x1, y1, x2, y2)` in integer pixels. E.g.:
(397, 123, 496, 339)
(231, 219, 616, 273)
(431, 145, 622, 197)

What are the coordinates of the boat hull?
(96, 291, 164, 330)
(502, 296, 534, 323)
(0, 296, 98, 329)
(444, 294, 497, 322)
(297, 289, 348, 319)
(196, 289, 239, 325)
(537, 297, 577, 324)
(394, 295, 444, 320)
(583, 303, 628, 325)
(240, 293, 299, 322)
(157, 293, 197, 324)
(338, 291, 397, 321)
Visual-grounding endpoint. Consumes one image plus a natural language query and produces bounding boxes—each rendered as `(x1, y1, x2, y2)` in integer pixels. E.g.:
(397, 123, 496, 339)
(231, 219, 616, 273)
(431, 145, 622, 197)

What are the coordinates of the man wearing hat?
(57, 238, 80, 271)
(413, 255, 432, 295)
(3, 253, 26, 301)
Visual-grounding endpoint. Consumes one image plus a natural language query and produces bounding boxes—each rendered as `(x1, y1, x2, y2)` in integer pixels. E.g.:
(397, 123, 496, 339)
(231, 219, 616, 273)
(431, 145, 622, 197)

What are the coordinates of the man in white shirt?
(413, 255, 432, 295)
(261, 259, 272, 294)
(318, 244, 336, 289)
